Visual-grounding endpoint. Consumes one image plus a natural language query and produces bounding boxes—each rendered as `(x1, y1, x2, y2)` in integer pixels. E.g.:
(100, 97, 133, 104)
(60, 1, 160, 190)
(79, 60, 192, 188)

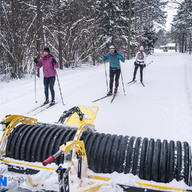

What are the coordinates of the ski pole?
(35, 67, 38, 103)
(119, 63, 126, 96)
(56, 71, 65, 106)
(104, 61, 108, 93)
(146, 61, 153, 66)
(33, 57, 38, 103)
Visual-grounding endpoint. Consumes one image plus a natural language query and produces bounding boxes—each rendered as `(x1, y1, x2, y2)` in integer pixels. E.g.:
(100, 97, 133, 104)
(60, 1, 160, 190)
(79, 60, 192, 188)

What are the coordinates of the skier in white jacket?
(132, 46, 146, 83)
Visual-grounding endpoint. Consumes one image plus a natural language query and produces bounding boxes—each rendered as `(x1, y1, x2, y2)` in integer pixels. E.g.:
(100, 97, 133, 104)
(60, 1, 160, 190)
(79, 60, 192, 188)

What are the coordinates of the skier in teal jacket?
(102, 45, 125, 95)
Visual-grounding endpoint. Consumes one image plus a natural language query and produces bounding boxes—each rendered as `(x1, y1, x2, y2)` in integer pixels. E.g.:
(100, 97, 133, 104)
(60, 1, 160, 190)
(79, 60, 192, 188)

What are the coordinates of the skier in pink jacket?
(34, 47, 59, 106)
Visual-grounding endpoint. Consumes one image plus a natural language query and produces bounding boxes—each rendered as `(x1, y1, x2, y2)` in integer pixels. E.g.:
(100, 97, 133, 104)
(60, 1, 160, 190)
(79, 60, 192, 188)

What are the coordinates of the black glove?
(34, 57, 38, 64)
(52, 58, 56, 65)
(144, 64, 146, 68)
(134, 61, 137, 66)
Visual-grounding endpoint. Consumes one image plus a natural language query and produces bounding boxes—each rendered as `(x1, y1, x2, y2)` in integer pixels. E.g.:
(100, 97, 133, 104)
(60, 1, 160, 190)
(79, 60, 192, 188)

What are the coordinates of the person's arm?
(143, 52, 146, 64)
(34, 57, 38, 64)
(52, 58, 59, 68)
(117, 52, 125, 63)
(102, 54, 108, 63)
(36, 58, 43, 68)
(135, 52, 139, 61)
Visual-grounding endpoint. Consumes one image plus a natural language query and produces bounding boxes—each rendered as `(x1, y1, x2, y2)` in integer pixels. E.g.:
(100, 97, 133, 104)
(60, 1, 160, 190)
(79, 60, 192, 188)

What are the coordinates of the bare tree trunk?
(127, 0, 132, 60)
(181, 32, 184, 53)
(135, 11, 137, 34)
(36, 0, 43, 77)
(11, 0, 19, 78)
(189, 31, 192, 54)
(92, 0, 97, 66)
(139, 11, 143, 45)
(57, 0, 63, 69)
(185, 32, 188, 52)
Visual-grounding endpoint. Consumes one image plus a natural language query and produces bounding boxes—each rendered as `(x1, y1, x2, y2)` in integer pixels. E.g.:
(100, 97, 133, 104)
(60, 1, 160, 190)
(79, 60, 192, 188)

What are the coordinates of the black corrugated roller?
(5, 124, 192, 185)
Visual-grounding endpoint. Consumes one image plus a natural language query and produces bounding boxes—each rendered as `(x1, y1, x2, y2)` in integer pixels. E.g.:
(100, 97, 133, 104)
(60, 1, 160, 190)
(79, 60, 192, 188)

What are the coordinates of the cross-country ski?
(26, 103, 48, 114)
(127, 80, 145, 87)
(30, 101, 59, 116)
(92, 94, 112, 103)
(110, 93, 117, 103)
(127, 80, 137, 85)
(141, 82, 145, 87)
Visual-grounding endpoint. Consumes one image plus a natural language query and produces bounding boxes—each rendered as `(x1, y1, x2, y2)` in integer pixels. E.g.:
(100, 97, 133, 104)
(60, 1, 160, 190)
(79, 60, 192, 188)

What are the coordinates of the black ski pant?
(133, 64, 144, 81)
(109, 68, 121, 90)
(44, 76, 55, 101)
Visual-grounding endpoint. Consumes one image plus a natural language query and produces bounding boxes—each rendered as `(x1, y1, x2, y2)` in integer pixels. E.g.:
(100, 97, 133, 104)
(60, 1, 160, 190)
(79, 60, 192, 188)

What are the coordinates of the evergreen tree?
(0, 0, 168, 78)
(171, 0, 192, 53)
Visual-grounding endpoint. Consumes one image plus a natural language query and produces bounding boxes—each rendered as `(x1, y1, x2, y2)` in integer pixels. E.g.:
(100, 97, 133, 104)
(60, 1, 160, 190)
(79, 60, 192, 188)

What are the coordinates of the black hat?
(44, 47, 50, 53)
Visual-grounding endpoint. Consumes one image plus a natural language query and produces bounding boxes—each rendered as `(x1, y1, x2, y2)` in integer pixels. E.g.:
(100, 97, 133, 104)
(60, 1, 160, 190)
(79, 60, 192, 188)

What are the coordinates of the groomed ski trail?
(0, 50, 192, 146)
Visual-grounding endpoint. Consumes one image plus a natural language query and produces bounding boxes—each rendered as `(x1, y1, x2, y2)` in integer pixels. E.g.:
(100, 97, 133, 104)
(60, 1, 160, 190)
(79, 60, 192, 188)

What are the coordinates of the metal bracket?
(57, 106, 84, 124)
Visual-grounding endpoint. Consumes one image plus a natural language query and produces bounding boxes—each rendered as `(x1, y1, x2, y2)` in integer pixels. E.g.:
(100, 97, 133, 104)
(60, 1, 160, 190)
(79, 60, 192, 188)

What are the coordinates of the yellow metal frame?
(65, 105, 99, 127)
(1, 114, 190, 192)
(2, 158, 56, 171)
(73, 123, 95, 141)
(136, 182, 190, 192)
(0, 115, 37, 158)
(50, 123, 111, 191)
(59, 139, 88, 177)
(0, 114, 109, 192)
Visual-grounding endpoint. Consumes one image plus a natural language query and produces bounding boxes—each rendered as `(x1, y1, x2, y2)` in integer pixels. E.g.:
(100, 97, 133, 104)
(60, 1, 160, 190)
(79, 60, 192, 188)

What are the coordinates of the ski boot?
(50, 100, 55, 106)
(107, 89, 112, 96)
(114, 87, 118, 94)
(44, 99, 49, 105)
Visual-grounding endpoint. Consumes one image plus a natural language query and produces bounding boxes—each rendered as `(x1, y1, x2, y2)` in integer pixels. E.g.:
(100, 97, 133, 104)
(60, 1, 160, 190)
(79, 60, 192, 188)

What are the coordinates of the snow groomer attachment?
(0, 106, 192, 191)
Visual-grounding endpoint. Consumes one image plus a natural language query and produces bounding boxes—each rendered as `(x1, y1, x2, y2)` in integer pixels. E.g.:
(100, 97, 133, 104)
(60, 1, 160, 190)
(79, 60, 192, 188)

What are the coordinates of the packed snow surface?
(0, 49, 192, 191)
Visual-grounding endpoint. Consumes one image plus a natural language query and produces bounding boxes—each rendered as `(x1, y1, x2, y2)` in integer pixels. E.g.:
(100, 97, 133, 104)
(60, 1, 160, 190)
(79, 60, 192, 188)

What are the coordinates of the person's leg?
(140, 65, 144, 82)
(44, 77, 49, 102)
(49, 76, 56, 101)
(109, 69, 115, 92)
(133, 64, 139, 81)
(114, 69, 121, 93)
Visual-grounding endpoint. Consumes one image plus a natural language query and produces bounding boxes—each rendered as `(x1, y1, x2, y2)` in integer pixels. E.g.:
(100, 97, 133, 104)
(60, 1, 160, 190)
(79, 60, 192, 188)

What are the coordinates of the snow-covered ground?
(0, 49, 192, 191)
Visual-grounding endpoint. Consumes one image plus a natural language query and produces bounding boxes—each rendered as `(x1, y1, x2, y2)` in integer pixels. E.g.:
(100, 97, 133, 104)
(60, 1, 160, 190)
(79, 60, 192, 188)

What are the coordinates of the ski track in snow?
(0, 50, 192, 143)
(1, 49, 192, 191)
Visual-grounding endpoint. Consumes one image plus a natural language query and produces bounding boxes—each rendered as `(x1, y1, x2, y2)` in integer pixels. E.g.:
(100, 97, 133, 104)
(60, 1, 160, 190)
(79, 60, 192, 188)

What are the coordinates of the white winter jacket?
(135, 51, 146, 65)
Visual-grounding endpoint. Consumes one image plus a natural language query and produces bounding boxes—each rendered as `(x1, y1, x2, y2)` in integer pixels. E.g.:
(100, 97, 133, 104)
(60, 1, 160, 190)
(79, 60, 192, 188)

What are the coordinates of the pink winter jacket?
(36, 54, 59, 77)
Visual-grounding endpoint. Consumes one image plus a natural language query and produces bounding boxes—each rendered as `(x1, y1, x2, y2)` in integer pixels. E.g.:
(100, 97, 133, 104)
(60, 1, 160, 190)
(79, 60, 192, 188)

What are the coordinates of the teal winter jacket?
(102, 50, 125, 70)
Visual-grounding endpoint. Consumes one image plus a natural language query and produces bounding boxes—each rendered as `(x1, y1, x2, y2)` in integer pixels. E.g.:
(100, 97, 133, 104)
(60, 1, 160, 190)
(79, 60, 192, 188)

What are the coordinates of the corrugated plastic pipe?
(5, 124, 192, 185)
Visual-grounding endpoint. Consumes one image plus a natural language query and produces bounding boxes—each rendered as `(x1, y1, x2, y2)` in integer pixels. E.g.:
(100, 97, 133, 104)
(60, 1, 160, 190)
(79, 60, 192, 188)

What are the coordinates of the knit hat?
(109, 45, 115, 50)
(44, 47, 50, 53)
(140, 46, 144, 50)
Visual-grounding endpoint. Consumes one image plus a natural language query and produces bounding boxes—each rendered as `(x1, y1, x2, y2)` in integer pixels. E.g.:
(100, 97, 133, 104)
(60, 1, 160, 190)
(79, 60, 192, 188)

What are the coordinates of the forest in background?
(171, 0, 192, 54)
(1, 0, 189, 79)
(155, 0, 192, 54)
